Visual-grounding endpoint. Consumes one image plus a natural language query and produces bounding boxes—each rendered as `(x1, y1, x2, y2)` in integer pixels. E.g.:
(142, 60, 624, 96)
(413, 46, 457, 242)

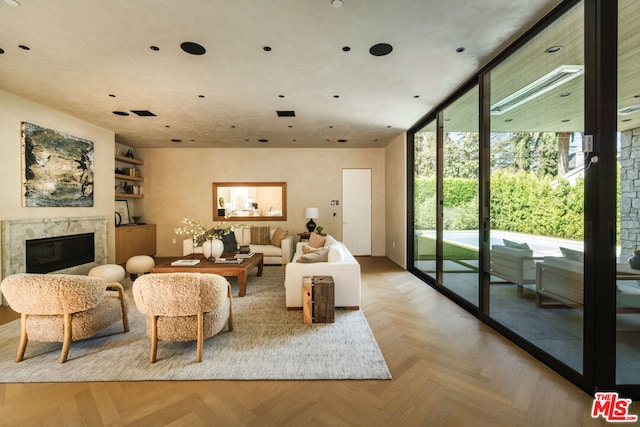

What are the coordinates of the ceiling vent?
(277, 110, 295, 117)
(491, 65, 584, 115)
(618, 104, 640, 115)
(130, 110, 157, 117)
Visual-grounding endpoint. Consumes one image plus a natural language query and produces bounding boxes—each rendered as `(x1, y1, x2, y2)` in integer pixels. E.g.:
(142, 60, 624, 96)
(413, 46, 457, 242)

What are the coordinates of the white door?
(342, 169, 371, 255)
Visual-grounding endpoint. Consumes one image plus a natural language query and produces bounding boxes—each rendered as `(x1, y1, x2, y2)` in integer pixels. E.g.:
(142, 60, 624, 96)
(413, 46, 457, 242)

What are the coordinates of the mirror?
(213, 182, 287, 221)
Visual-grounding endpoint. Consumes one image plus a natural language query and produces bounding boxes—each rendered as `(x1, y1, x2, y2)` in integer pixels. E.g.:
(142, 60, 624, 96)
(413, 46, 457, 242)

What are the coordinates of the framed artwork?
(115, 200, 130, 226)
(21, 122, 94, 207)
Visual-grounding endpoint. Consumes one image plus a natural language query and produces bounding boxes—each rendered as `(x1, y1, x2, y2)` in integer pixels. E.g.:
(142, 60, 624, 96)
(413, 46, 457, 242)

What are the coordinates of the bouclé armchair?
(132, 273, 233, 363)
(0, 273, 129, 363)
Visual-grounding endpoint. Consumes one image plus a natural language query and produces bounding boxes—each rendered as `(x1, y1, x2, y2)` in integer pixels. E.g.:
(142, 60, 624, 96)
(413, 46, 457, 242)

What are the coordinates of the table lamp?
(305, 207, 319, 232)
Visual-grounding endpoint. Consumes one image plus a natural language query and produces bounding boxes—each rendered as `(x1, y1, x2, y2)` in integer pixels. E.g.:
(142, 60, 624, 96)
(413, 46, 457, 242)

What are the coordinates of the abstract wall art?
(21, 122, 94, 207)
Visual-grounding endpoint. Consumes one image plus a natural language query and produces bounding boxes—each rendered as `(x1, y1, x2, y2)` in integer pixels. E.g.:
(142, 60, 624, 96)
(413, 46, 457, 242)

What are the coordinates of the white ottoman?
(126, 255, 155, 280)
(88, 264, 126, 283)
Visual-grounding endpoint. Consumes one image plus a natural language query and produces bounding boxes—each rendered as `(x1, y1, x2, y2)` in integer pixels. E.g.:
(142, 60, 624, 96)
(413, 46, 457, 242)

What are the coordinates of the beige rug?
(0, 266, 391, 382)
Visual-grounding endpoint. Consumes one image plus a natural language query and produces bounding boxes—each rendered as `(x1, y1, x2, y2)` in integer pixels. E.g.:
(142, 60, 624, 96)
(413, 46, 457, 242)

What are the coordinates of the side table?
(302, 276, 335, 323)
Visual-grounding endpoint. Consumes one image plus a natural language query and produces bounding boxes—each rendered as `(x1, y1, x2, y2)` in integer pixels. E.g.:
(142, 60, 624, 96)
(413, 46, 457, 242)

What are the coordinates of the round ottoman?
(88, 264, 126, 283)
(126, 255, 155, 280)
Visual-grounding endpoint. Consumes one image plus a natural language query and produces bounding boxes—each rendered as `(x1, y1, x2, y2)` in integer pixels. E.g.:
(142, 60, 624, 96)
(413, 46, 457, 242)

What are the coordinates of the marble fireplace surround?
(1, 216, 108, 304)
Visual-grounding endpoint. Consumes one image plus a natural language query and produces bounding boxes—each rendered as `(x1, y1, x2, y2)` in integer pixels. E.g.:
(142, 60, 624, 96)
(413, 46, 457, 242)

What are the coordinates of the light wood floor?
(0, 257, 622, 426)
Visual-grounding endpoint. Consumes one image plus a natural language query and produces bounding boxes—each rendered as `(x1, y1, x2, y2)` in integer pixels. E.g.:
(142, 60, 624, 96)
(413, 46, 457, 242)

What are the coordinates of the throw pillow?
(503, 239, 530, 250)
(560, 247, 584, 262)
(296, 246, 330, 263)
(251, 226, 271, 245)
(308, 232, 327, 248)
(302, 245, 325, 254)
(270, 227, 288, 248)
(221, 232, 238, 252)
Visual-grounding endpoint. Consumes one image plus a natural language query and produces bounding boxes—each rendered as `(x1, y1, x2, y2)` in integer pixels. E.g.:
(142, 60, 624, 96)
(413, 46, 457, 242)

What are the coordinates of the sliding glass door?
(487, 2, 585, 373)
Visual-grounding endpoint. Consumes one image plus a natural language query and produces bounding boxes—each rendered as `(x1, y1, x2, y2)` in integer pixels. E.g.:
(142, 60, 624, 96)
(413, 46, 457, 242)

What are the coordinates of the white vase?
(203, 239, 224, 259)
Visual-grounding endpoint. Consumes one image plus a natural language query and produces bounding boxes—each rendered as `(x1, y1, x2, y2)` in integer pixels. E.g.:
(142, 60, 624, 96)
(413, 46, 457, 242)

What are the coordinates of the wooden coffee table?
(151, 253, 263, 297)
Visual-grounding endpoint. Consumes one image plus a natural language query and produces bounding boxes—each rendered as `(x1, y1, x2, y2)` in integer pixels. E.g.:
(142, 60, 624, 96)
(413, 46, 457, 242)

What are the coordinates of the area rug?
(0, 266, 391, 382)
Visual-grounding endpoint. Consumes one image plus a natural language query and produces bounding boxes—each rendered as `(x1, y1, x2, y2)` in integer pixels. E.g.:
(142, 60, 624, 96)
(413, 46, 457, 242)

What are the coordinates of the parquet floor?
(0, 257, 621, 426)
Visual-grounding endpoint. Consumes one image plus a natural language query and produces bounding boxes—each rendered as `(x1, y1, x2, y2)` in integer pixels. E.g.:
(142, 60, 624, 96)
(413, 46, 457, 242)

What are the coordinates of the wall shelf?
(115, 192, 144, 199)
(115, 155, 144, 165)
(115, 173, 144, 182)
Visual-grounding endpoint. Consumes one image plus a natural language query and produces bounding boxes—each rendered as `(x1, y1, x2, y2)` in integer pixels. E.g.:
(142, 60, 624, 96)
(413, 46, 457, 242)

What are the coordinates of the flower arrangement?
(174, 217, 208, 246)
(174, 218, 238, 245)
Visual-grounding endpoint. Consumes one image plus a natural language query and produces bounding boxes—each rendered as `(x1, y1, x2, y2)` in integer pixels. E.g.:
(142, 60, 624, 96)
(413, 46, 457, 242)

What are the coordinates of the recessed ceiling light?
(180, 41, 206, 55)
(263, 46, 272, 52)
(112, 111, 129, 116)
(288, 125, 293, 128)
(331, 0, 343, 8)
(4, 0, 20, 7)
(198, 95, 205, 98)
(333, 95, 340, 98)
(165, 125, 171, 128)
(292, 139, 297, 142)
(258, 139, 269, 143)
(337, 139, 347, 143)
(277, 110, 295, 117)
(369, 43, 393, 56)
(386, 125, 392, 128)
(560, 92, 572, 97)
(546, 45, 562, 53)
(171, 139, 182, 143)
(561, 119, 570, 122)
(634, 94, 640, 98)
(108, 94, 116, 98)
(622, 118, 632, 122)
(413, 95, 420, 98)
(150, 46, 159, 51)
(456, 47, 465, 53)
(329, 125, 333, 128)
(231, 125, 236, 128)
(505, 118, 513, 122)
(18, 45, 29, 50)
(342, 46, 351, 52)
(0, 48, 4, 54)
(279, 95, 285, 98)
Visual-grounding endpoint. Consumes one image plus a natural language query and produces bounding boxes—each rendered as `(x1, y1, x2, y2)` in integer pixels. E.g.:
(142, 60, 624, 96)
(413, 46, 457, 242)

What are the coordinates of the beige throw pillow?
(302, 245, 324, 254)
(251, 226, 271, 245)
(308, 232, 327, 248)
(297, 246, 330, 263)
(270, 227, 288, 248)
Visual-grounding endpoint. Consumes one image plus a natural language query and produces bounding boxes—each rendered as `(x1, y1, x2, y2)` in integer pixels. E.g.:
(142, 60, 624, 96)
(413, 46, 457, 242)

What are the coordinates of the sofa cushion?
(251, 226, 271, 245)
(297, 246, 330, 263)
(309, 233, 327, 248)
(250, 244, 282, 257)
(270, 227, 288, 248)
(503, 239, 530, 250)
(222, 232, 238, 252)
(560, 247, 584, 262)
(234, 228, 251, 245)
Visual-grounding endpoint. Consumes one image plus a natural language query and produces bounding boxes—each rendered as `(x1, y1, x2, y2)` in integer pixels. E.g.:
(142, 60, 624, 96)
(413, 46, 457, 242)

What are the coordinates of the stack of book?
(171, 259, 200, 266)
(234, 252, 254, 259)
(214, 258, 242, 264)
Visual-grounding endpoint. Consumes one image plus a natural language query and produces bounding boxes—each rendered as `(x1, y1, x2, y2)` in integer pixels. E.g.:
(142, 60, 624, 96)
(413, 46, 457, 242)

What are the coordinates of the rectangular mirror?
(213, 182, 287, 221)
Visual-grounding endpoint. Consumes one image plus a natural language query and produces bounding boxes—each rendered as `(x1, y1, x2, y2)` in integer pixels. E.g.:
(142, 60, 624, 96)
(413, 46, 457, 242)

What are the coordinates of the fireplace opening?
(26, 233, 95, 274)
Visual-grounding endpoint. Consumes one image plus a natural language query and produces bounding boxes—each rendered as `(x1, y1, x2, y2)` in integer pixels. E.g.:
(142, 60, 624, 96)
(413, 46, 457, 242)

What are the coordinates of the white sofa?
(535, 256, 584, 307)
(284, 235, 361, 309)
(490, 244, 541, 295)
(183, 227, 294, 265)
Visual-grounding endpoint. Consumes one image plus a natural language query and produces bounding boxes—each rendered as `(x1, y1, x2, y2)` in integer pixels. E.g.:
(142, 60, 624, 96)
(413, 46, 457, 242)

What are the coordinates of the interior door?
(342, 169, 372, 255)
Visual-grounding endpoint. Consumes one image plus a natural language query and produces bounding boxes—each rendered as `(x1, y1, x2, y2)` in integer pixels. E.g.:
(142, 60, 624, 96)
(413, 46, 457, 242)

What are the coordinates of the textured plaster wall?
(0, 89, 116, 274)
(137, 147, 387, 258)
(384, 133, 407, 268)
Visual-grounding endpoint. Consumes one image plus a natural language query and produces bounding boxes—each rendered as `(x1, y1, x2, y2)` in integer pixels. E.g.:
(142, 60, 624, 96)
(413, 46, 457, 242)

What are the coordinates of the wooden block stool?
(126, 255, 155, 281)
(302, 275, 335, 324)
(88, 264, 126, 283)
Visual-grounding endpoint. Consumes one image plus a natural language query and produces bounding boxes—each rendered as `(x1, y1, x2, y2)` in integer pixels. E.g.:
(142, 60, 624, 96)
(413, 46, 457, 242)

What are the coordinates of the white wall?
(137, 147, 387, 257)
(0, 90, 116, 276)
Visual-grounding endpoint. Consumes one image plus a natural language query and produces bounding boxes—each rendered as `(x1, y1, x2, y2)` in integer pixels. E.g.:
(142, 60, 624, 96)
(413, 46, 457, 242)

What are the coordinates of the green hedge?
(414, 171, 585, 239)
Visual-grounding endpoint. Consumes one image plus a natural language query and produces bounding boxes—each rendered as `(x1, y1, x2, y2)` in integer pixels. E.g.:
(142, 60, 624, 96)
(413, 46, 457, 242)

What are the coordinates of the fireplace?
(26, 233, 95, 274)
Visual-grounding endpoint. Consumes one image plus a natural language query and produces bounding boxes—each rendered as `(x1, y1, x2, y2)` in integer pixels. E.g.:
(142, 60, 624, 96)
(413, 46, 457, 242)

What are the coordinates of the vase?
(203, 239, 224, 260)
(629, 253, 640, 270)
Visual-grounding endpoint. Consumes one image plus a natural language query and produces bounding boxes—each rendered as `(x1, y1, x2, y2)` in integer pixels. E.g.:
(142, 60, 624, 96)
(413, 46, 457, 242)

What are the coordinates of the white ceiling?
(0, 0, 563, 149)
